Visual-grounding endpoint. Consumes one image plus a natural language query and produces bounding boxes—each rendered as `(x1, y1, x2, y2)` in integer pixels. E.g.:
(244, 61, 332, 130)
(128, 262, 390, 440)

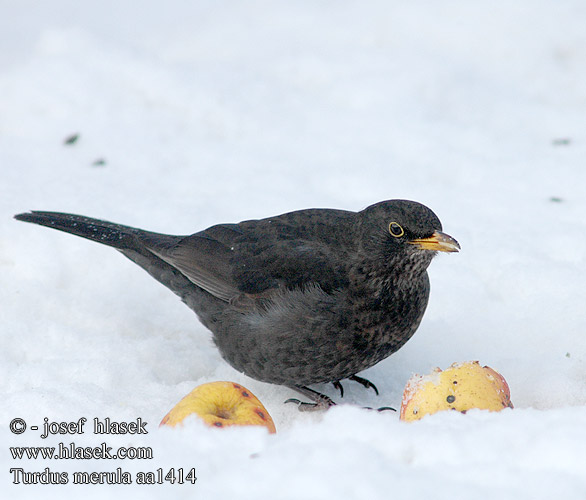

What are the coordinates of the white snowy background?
(2, 1, 586, 498)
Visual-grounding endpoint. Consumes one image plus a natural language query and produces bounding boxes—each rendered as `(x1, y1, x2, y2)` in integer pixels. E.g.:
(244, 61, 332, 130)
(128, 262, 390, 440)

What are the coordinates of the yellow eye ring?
(389, 222, 404, 238)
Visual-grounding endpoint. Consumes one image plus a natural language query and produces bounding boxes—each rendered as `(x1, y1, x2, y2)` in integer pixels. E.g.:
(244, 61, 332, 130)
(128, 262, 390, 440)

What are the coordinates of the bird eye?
(389, 222, 404, 238)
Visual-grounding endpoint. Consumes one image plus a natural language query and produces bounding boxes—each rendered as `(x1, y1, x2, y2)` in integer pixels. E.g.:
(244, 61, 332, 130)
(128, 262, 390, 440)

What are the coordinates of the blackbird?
(14, 200, 459, 409)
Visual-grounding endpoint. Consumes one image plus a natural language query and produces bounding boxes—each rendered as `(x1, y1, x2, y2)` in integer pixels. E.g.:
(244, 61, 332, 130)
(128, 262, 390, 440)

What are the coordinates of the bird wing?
(140, 224, 243, 303)
(141, 215, 351, 305)
(229, 238, 348, 296)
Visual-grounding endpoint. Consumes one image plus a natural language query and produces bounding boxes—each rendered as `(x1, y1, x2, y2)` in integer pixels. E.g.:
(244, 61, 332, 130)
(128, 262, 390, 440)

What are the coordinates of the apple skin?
(160, 381, 276, 433)
(400, 361, 513, 421)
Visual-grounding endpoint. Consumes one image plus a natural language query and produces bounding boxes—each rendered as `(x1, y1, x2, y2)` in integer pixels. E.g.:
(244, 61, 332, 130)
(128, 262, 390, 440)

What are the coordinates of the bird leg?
(349, 375, 379, 396)
(284, 385, 337, 411)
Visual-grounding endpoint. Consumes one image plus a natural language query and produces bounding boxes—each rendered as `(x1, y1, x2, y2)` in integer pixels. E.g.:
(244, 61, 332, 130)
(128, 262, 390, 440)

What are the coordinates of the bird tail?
(14, 211, 145, 250)
(13, 210, 225, 326)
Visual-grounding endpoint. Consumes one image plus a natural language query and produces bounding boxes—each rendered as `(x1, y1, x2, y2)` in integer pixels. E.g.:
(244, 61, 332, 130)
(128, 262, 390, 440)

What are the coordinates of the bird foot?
(284, 398, 336, 411)
(332, 380, 344, 398)
(285, 385, 337, 411)
(284, 384, 395, 412)
(331, 375, 380, 398)
(349, 375, 379, 396)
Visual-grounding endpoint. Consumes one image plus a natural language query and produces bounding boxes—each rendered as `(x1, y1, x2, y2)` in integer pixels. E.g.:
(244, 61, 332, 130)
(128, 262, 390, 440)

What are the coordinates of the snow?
(2, 0, 586, 498)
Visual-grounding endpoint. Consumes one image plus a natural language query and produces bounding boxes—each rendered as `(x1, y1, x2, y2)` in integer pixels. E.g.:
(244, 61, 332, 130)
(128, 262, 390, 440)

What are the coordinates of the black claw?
(332, 380, 345, 398)
(284, 398, 326, 411)
(349, 375, 379, 395)
(284, 398, 302, 405)
(362, 406, 397, 412)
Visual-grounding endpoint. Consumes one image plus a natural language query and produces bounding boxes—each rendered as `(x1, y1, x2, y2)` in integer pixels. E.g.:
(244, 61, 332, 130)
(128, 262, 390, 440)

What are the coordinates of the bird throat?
(351, 249, 433, 298)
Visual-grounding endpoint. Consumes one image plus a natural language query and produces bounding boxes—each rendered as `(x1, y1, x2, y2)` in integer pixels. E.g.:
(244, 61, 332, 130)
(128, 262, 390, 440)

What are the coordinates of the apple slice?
(160, 381, 276, 433)
(400, 361, 513, 421)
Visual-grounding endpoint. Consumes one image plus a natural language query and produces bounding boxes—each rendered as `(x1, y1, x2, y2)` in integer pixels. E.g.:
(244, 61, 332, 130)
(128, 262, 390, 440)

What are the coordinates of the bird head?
(358, 200, 460, 268)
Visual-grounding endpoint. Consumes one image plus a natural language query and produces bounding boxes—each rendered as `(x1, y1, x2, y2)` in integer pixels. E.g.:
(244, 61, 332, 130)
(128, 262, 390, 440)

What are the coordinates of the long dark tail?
(14, 211, 153, 250)
(13, 211, 218, 323)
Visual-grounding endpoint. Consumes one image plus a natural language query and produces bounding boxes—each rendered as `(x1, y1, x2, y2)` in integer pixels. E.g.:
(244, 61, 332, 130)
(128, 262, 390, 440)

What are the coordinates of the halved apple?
(160, 381, 276, 433)
(400, 361, 513, 421)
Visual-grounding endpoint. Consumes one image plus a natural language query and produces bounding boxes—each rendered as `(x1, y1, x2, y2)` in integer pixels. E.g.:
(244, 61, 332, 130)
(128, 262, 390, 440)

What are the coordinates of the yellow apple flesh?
(400, 361, 513, 421)
(160, 381, 276, 433)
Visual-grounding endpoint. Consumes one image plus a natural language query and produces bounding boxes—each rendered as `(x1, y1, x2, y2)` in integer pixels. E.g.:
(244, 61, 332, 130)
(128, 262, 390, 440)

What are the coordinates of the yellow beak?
(408, 231, 460, 253)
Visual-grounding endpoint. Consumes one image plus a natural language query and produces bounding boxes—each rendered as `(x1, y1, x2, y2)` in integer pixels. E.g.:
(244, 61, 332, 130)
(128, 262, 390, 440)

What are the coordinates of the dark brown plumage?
(14, 200, 459, 409)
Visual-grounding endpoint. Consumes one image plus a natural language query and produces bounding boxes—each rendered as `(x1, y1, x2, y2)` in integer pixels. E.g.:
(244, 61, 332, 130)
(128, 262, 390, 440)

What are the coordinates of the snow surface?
(2, 1, 586, 498)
